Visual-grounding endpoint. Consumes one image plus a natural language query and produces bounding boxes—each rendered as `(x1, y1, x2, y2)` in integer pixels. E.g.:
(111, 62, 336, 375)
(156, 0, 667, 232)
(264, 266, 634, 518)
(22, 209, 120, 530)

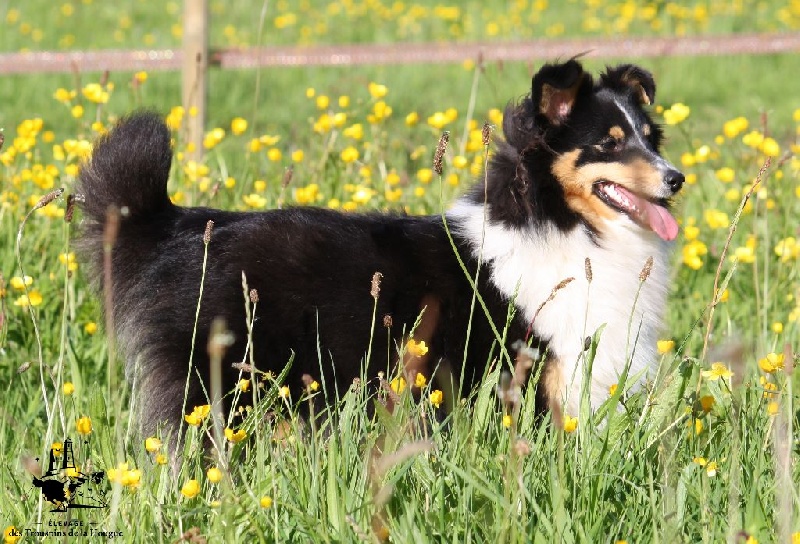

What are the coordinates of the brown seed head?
(640, 256, 654, 282)
(433, 131, 449, 176)
(481, 122, 493, 146)
(32, 188, 64, 212)
(382, 314, 393, 328)
(249, 289, 259, 304)
(282, 165, 294, 188)
(370, 272, 383, 300)
(584, 257, 592, 283)
(64, 194, 76, 223)
(203, 220, 214, 245)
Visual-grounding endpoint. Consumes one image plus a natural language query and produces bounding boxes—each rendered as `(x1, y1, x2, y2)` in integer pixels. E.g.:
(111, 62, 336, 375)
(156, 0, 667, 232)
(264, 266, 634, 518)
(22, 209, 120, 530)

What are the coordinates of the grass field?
(2, 1, 800, 542)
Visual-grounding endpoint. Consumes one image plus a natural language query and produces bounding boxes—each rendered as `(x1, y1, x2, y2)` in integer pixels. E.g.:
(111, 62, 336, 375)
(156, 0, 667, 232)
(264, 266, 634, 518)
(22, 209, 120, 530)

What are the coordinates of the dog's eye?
(598, 138, 622, 152)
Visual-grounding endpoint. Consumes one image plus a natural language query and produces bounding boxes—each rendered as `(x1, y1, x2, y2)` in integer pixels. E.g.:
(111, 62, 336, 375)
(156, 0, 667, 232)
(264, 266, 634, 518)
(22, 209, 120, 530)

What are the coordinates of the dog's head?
(488, 60, 683, 241)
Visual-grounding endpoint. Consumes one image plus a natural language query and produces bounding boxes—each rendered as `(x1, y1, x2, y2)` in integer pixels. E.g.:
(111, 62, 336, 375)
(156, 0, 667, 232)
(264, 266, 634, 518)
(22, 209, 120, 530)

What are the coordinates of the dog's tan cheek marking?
(609, 126, 625, 140)
(552, 150, 617, 229)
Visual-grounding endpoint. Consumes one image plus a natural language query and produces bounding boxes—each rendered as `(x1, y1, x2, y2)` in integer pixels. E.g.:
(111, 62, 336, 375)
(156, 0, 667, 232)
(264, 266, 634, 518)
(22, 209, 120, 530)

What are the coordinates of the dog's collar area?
(593, 181, 678, 241)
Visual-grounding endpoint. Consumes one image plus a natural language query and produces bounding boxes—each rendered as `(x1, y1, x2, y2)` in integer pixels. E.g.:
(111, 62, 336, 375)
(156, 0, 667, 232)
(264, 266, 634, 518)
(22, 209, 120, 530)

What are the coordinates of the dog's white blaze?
(612, 96, 675, 189)
(448, 200, 672, 415)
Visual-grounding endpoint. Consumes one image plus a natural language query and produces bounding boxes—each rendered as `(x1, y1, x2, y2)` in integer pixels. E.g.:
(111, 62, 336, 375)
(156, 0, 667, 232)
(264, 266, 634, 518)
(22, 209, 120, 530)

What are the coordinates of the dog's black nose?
(665, 170, 684, 194)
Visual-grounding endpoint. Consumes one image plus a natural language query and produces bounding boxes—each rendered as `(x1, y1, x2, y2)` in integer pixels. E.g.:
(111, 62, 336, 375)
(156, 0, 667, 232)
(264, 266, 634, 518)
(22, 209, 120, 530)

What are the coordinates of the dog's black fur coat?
(77, 114, 524, 440)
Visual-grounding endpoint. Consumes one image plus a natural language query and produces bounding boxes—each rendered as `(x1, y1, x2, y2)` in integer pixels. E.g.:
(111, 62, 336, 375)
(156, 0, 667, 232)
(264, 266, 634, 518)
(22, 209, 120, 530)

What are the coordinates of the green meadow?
(1, 1, 799, 542)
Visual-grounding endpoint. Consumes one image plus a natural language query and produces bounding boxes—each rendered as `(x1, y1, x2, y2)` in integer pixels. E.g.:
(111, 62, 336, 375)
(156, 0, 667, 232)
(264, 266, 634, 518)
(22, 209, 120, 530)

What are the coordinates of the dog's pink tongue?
(617, 186, 679, 241)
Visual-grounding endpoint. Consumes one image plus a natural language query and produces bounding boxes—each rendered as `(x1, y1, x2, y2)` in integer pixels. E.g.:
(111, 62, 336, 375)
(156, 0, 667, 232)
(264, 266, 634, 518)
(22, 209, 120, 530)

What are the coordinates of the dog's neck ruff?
(447, 199, 672, 415)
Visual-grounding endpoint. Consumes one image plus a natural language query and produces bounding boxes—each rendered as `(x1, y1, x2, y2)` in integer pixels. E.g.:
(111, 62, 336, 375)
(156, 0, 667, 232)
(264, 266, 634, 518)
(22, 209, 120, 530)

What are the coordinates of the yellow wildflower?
(368, 82, 388, 99)
(224, 427, 247, 443)
(62, 382, 75, 395)
(10, 276, 33, 290)
(715, 167, 735, 183)
(414, 373, 427, 388)
(563, 415, 578, 433)
(184, 405, 211, 426)
(663, 103, 690, 125)
(657, 340, 675, 354)
(181, 479, 200, 499)
(76, 416, 92, 435)
(758, 353, 784, 373)
(406, 339, 429, 357)
(145, 437, 162, 453)
(231, 117, 248, 135)
(341, 147, 359, 164)
(206, 467, 223, 483)
(701, 362, 733, 381)
(430, 390, 443, 408)
(260, 496, 273, 508)
(390, 376, 407, 394)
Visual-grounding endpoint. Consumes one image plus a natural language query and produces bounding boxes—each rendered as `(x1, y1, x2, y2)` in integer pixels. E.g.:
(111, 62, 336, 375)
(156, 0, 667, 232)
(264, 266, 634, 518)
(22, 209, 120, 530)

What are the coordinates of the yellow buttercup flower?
(701, 362, 733, 381)
(699, 395, 715, 413)
(62, 382, 75, 395)
(663, 103, 690, 125)
(206, 467, 223, 483)
(260, 496, 273, 508)
(758, 353, 784, 373)
(10, 276, 33, 290)
(224, 427, 247, 443)
(406, 339, 429, 357)
(390, 376, 407, 394)
(181, 479, 200, 499)
(145, 437, 162, 453)
(368, 82, 388, 99)
(341, 147, 359, 164)
(656, 340, 675, 354)
(563, 415, 578, 433)
(414, 372, 427, 388)
(76, 416, 92, 435)
(230, 117, 248, 135)
(429, 390, 443, 408)
(184, 405, 211, 426)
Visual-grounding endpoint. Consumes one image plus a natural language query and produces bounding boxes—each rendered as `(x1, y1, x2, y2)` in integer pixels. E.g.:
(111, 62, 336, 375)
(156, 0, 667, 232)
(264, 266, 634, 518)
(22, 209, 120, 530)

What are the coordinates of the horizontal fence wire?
(1, 32, 799, 75)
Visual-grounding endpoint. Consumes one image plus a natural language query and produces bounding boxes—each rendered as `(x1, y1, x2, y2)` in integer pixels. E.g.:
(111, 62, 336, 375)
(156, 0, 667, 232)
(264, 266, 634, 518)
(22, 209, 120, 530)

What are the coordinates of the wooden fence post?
(182, 0, 208, 162)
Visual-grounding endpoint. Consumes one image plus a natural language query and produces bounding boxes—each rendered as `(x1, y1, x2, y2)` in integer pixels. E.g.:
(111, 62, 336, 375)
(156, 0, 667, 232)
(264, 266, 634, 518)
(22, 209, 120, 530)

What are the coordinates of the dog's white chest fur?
(449, 200, 671, 415)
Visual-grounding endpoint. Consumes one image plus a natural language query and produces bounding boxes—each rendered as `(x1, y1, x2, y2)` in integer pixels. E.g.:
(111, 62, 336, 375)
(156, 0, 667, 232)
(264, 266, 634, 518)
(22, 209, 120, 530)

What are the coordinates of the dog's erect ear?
(531, 60, 588, 125)
(602, 64, 656, 106)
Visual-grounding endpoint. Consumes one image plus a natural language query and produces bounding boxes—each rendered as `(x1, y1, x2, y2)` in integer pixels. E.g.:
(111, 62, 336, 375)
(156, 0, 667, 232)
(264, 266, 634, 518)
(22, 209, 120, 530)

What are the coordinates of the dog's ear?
(602, 64, 656, 106)
(531, 60, 589, 125)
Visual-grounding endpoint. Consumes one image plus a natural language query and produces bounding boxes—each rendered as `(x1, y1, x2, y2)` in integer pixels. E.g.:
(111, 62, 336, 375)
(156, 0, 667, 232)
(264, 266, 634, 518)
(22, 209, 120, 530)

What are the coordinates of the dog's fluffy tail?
(77, 111, 173, 224)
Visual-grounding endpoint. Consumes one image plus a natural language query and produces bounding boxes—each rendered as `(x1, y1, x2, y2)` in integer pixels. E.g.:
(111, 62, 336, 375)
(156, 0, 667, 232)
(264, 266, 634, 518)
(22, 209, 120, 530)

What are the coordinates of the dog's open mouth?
(593, 181, 679, 241)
